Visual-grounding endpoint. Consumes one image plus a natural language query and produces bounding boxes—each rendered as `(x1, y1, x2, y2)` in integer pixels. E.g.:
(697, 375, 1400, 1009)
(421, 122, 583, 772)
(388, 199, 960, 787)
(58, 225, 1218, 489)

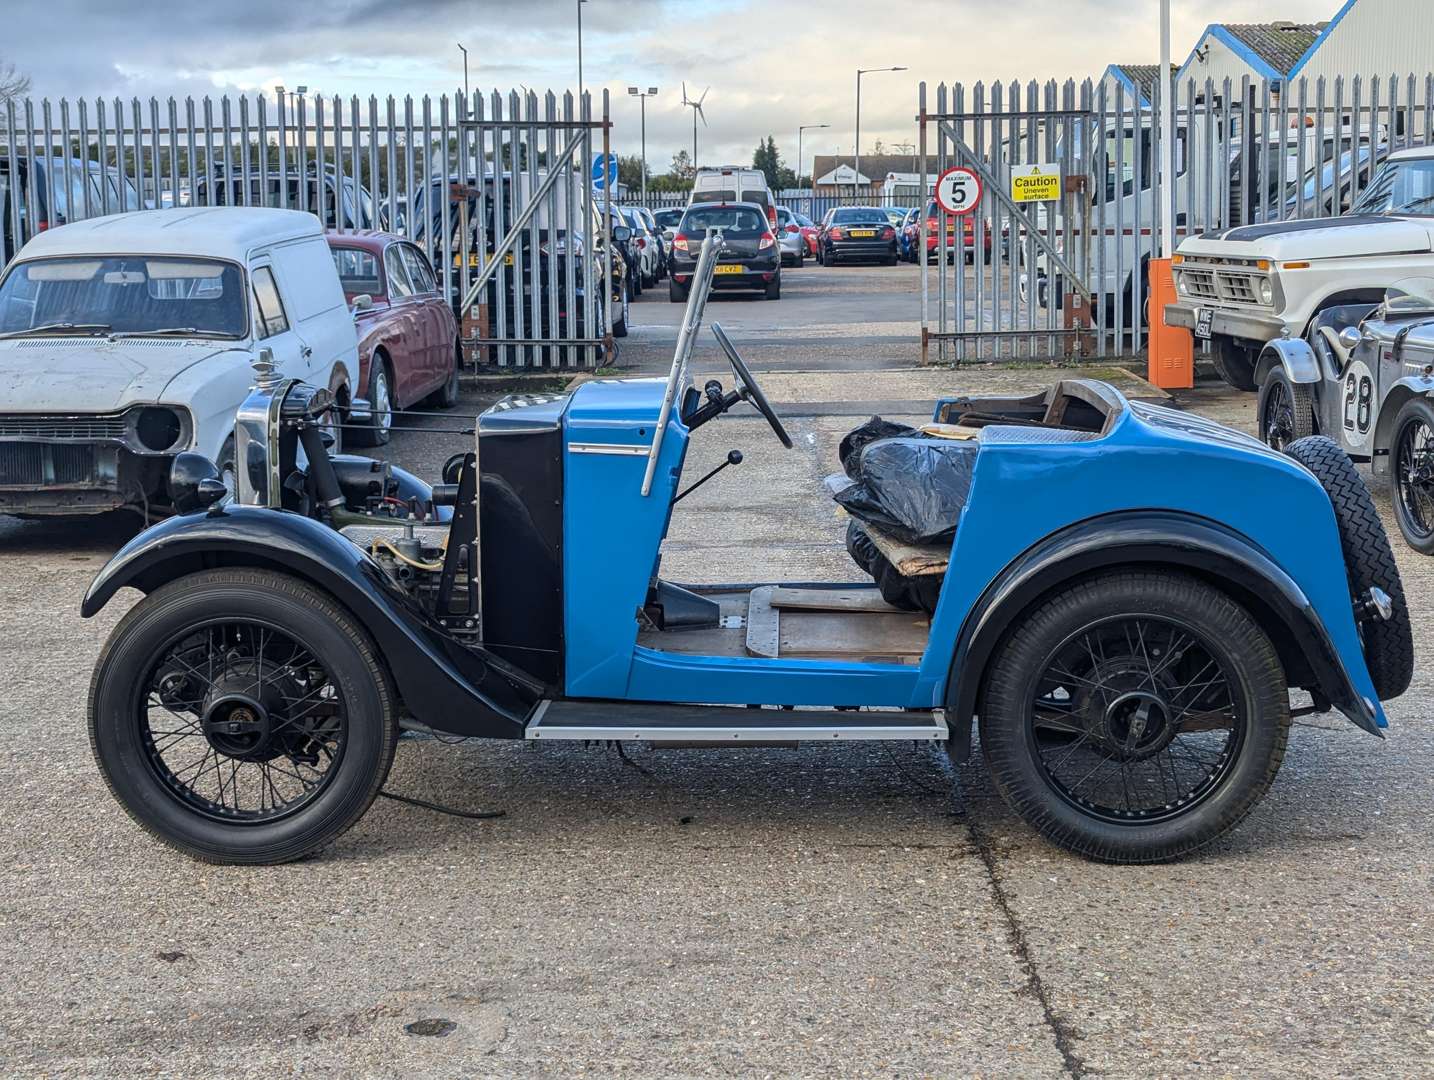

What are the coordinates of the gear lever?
(673, 449, 743, 504)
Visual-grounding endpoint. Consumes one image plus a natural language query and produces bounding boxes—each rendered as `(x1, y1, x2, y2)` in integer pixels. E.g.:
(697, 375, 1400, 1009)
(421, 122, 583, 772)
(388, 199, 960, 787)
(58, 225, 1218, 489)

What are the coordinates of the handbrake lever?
(673, 449, 743, 504)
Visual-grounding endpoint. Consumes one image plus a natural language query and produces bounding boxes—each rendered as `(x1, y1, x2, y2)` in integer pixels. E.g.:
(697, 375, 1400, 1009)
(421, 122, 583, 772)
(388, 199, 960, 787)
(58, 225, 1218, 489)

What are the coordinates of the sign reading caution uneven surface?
(1011, 163, 1061, 202)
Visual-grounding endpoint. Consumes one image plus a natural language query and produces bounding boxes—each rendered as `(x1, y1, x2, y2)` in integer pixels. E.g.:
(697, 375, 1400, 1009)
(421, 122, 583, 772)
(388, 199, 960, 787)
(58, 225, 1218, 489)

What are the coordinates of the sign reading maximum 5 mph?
(1011, 163, 1061, 202)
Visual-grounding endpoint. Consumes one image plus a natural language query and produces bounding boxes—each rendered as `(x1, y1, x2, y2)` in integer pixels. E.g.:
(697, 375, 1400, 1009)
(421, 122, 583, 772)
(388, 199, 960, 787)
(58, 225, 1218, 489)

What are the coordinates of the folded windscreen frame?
(642, 231, 719, 496)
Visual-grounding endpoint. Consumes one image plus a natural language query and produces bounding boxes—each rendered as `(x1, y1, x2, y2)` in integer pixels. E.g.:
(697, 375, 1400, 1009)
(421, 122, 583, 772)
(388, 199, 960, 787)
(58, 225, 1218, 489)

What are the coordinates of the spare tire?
(1284, 436, 1414, 700)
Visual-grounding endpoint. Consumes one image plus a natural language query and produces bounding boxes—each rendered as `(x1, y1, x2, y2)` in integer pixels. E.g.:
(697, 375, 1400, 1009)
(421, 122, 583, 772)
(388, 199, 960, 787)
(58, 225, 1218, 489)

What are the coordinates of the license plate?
(1194, 308, 1213, 339)
(454, 253, 515, 268)
(714, 264, 744, 274)
(850, 229, 876, 238)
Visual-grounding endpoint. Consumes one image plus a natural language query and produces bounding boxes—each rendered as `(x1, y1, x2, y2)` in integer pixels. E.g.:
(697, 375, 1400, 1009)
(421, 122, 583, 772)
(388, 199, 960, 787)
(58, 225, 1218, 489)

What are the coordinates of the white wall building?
(1176, 22, 1322, 97)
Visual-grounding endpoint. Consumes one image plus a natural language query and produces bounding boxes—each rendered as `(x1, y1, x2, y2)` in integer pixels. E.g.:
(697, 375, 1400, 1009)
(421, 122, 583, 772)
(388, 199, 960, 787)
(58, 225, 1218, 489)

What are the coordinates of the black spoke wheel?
(140, 621, 348, 823)
(90, 569, 397, 864)
(978, 571, 1289, 864)
(1256, 367, 1313, 451)
(1391, 396, 1434, 554)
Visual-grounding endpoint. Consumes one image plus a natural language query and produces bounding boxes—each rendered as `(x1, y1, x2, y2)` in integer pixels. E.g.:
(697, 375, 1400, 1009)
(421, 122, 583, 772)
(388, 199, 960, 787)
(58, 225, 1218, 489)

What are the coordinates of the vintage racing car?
(83, 237, 1413, 866)
(1256, 276, 1434, 554)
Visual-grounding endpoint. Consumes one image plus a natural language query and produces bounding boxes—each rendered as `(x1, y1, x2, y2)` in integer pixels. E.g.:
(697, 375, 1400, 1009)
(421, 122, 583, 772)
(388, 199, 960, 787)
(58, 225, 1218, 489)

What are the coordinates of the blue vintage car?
(83, 238, 1413, 866)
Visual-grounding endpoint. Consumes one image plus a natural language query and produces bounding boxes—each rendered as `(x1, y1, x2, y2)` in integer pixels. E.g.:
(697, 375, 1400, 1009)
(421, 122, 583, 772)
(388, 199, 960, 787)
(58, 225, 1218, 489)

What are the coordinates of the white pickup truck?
(1166, 145, 1434, 391)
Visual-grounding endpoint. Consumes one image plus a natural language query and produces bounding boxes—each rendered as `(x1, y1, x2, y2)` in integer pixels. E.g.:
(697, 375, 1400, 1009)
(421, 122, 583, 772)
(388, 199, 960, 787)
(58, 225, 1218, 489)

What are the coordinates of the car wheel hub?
(1098, 689, 1176, 760)
(199, 666, 294, 762)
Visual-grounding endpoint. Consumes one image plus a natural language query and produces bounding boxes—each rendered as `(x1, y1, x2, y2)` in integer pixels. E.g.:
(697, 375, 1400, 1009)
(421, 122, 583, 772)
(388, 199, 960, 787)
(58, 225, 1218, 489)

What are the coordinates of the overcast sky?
(7, 0, 1343, 173)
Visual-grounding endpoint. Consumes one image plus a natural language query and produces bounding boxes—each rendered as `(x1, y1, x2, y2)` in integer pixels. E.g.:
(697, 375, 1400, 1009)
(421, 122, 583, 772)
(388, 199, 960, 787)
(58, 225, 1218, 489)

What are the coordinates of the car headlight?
(1258, 277, 1274, 305)
(1174, 272, 1187, 296)
(129, 406, 189, 453)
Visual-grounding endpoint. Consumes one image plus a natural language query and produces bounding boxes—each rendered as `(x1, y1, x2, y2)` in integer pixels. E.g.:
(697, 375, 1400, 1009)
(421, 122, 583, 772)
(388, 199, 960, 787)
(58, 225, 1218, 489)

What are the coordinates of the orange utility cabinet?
(1147, 257, 1194, 390)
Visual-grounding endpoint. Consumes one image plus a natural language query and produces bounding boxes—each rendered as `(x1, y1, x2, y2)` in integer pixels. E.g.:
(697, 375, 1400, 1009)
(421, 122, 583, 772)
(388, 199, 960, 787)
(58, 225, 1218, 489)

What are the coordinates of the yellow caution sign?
(1011, 163, 1061, 203)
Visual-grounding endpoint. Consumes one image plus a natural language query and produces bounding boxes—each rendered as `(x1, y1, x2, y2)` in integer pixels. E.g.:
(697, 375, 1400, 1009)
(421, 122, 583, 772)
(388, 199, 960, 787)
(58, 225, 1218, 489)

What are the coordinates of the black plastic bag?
(835, 436, 977, 546)
(839, 416, 918, 478)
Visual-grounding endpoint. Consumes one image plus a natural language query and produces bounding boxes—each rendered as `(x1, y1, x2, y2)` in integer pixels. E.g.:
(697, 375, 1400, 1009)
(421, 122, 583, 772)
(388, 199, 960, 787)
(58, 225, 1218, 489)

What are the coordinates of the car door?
(382, 242, 425, 404)
(401, 242, 452, 394)
(249, 260, 306, 380)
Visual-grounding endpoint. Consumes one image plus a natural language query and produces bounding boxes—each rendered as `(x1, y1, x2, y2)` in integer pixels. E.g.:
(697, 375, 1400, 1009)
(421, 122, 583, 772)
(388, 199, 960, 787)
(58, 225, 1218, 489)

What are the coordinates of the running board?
(525, 700, 948, 742)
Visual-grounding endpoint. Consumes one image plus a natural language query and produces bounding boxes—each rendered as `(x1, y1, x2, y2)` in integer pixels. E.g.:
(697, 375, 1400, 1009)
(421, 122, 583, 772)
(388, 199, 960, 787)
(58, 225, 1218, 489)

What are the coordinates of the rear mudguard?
(944, 511, 1381, 764)
(81, 505, 542, 738)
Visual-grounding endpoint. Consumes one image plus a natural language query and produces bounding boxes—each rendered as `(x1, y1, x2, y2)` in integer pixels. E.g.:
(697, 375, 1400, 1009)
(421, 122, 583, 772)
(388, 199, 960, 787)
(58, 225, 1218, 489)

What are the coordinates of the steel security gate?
(920, 81, 1096, 363)
(918, 74, 1434, 365)
(1, 88, 612, 368)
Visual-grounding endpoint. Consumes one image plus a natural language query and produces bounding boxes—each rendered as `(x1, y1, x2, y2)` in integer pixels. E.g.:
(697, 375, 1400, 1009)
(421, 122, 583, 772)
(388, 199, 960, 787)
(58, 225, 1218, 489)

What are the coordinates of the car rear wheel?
(669, 278, 688, 303)
(433, 343, 461, 410)
(1211, 337, 1259, 392)
(976, 570, 1290, 864)
(89, 568, 398, 864)
(764, 275, 781, 301)
(1285, 435, 1413, 699)
(1391, 396, 1434, 555)
(1256, 367, 1314, 451)
(612, 281, 629, 336)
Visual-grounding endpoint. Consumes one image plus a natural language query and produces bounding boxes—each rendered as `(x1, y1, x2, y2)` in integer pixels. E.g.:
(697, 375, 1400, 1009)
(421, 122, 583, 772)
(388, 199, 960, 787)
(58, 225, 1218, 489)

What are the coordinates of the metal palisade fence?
(918, 73, 1434, 364)
(0, 89, 614, 368)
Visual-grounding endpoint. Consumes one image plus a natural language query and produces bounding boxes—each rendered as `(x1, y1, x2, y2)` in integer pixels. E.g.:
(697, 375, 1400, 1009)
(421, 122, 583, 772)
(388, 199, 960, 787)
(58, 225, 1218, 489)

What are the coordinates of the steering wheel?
(710, 323, 793, 449)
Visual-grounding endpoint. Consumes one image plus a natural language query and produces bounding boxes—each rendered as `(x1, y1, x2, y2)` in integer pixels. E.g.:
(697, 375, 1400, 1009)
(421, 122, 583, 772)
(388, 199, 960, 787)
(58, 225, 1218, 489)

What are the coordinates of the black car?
(818, 206, 898, 266)
(669, 201, 781, 302)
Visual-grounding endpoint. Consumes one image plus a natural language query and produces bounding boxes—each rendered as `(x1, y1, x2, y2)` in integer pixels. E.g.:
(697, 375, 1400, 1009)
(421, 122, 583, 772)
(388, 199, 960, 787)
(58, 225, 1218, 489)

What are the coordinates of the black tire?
(1256, 366, 1314, 451)
(764, 275, 781, 301)
(976, 570, 1290, 864)
(1285, 435, 1414, 699)
(612, 282, 629, 337)
(1212, 337, 1259, 392)
(884, 255, 898, 266)
(433, 340, 461, 410)
(348, 354, 392, 448)
(88, 569, 399, 864)
(795, 249, 804, 268)
(1390, 396, 1434, 555)
(669, 279, 688, 304)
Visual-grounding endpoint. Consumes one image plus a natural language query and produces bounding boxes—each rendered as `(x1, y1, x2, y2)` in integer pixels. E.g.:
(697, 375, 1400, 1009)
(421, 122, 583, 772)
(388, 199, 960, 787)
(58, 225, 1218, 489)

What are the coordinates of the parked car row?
(0, 206, 459, 519)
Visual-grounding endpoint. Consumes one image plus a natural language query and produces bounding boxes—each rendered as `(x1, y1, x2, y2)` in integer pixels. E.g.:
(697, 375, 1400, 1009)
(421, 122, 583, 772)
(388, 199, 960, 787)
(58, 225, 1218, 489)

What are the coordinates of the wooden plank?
(861, 521, 951, 578)
(778, 610, 928, 664)
(768, 586, 904, 614)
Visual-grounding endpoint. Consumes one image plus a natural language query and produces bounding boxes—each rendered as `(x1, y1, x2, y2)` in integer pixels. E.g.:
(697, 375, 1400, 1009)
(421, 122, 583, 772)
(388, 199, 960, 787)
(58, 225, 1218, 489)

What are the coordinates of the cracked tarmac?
(1, 264, 1431, 1077)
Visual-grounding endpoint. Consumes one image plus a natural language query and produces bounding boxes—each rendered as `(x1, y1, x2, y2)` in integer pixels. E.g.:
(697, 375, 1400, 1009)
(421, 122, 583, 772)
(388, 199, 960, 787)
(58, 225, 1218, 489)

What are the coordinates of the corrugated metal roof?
(1108, 64, 1179, 105)
(1222, 23, 1323, 76)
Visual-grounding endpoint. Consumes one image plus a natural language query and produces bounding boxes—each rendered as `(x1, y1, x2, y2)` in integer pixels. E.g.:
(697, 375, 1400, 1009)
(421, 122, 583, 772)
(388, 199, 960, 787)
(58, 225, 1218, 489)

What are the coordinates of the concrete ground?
(1, 263, 1431, 1078)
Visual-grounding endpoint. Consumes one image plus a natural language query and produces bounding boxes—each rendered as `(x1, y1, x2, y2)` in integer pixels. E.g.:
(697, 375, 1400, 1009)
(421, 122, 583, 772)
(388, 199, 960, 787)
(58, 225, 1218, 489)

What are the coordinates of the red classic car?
(326, 232, 459, 446)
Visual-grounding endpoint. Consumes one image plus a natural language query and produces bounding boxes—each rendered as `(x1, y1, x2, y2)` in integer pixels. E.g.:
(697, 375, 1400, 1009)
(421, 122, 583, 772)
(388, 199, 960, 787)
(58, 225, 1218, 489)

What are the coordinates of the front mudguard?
(944, 511, 1382, 764)
(82, 505, 542, 738)
(1256, 336, 1322, 385)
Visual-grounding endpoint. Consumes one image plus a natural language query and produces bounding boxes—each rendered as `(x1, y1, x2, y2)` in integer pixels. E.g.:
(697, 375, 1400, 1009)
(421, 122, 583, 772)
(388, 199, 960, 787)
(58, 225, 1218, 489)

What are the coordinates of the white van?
(690, 167, 777, 228)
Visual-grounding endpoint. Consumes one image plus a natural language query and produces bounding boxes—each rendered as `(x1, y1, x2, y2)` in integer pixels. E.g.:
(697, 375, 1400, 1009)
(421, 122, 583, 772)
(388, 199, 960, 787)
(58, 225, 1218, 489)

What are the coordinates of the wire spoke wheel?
(1028, 615, 1245, 825)
(976, 571, 1289, 863)
(1395, 412, 1434, 540)
(1260, 379, 1295, 449)
(141, 620, 348, 822)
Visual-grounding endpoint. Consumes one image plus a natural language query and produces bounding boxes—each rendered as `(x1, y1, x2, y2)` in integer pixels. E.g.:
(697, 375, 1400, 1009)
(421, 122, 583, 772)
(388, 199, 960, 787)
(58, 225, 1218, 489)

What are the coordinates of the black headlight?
(132, 406, 186, 453)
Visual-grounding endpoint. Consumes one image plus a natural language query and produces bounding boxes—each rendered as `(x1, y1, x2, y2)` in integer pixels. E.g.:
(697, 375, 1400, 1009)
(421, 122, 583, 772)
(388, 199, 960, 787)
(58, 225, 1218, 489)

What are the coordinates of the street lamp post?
(274, 84, 309, 152)
(457, 43, 469, 107)
(797, 123, 830, 192)
(855, 66, 906, 198)
(628, 86, 659, 206)
(577, 0, 588, 105)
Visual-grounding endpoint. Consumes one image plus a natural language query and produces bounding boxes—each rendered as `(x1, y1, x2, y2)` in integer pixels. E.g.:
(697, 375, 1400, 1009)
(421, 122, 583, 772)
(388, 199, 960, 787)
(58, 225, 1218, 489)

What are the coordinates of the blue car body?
(559, 376, 1383, 729)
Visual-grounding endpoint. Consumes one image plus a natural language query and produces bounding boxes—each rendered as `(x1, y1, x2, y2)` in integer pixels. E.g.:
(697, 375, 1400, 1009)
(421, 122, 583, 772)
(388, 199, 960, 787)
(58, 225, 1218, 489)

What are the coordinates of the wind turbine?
(681, 83, 709, 173)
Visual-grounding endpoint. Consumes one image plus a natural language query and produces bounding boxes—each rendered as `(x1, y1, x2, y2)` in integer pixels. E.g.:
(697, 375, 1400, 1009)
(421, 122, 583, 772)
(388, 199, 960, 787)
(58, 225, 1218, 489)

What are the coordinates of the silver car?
(774, 206, 805, 268)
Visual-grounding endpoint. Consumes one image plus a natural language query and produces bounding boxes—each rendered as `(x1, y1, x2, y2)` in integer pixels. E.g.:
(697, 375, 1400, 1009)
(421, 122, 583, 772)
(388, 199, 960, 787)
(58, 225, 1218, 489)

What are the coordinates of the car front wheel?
(1256, 366, 1313, 451)
(89, 568, 398, 864)
(1391, 396, 1434, 555)
(975, 570, 1290, 864)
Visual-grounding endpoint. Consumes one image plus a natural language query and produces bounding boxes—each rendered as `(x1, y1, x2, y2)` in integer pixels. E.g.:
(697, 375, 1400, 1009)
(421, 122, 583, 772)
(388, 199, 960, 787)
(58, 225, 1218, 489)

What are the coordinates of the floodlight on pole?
(854, 66, 906, 197)
(797, 123, 830, 190)
(457, 43, 469, 106)
(628, 85, 659, 206)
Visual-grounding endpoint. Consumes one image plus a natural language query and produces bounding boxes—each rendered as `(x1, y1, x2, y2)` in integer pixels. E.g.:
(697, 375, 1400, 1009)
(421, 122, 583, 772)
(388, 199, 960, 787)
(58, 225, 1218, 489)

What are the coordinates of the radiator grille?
(0, 414, 128, 440)
(0, 443, 99, 486)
